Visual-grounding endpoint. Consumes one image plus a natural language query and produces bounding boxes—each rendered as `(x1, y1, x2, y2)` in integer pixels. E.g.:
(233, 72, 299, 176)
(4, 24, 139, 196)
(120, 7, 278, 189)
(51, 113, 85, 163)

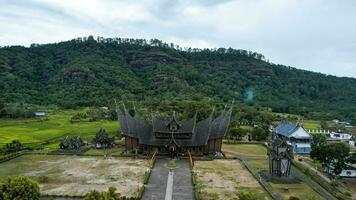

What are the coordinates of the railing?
(238, 157, 282, 200)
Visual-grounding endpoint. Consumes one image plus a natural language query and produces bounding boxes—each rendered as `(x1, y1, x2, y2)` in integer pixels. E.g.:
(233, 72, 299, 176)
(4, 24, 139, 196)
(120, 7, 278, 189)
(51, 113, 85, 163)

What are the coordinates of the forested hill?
(0, 36, 355, 121)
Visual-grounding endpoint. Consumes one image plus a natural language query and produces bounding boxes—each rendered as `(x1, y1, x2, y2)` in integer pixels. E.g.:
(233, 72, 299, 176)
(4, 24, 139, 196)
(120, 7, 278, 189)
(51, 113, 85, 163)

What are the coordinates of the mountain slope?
(0, 36, 355, 121)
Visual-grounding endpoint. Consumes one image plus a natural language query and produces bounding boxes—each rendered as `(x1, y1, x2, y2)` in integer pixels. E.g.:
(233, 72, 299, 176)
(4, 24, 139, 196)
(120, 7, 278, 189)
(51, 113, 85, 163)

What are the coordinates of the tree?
(251, 127, 269, 141)
(229, 127, 247, 142)
(0, 176, 40, 200)
(320, 120, 328, 130)
(310, 134, 327, 160)
(311, 137, 350, 176)
(325, 143, 350, 175)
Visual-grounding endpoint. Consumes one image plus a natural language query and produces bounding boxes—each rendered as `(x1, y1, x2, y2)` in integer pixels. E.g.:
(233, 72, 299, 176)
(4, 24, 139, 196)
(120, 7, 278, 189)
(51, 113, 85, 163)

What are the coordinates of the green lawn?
(302, 120, 321, 130)
(223, 144, 332, 200)
(222, 143, 267, 157)
(0, 110, 119, 147)
(269, 183, 324, 200)
(83, 147, 124, 156)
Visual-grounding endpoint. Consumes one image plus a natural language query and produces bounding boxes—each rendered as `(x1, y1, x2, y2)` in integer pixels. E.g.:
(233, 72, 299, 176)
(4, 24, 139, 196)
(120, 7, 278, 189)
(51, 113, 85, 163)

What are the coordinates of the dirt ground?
(0, 155, 150, 197)
(193, 159, 270, 200)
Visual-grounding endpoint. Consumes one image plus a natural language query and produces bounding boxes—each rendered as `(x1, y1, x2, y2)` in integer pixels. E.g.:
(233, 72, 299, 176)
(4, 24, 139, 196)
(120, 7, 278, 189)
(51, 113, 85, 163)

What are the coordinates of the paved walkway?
(142, 158, 194, 200)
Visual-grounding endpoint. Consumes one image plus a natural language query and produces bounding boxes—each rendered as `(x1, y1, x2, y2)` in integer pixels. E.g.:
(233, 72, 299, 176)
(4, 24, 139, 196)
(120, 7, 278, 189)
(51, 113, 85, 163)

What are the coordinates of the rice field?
(0, 110, 118, 147)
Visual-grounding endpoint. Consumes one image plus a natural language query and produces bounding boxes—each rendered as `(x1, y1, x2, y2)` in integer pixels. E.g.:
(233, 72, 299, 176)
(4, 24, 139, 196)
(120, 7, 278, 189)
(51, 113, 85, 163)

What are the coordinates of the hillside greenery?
(0, 36, 355, 124)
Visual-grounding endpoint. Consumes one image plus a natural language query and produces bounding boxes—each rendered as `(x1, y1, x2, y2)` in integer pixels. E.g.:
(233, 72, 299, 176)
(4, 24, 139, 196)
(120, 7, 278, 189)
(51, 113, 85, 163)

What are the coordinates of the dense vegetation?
(0, 176, 40, 200)
(1, 36, 355, 123)
(310, 134, 351, 175)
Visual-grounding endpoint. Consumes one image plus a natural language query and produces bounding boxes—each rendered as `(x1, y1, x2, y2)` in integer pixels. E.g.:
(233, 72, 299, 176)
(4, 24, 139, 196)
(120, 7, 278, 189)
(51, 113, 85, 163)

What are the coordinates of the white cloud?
(0, 0, 355, 77)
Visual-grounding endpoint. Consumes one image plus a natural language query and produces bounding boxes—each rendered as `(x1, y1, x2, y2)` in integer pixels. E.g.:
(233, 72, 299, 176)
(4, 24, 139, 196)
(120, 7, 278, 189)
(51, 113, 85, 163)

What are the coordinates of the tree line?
(0, 36, 355, 123)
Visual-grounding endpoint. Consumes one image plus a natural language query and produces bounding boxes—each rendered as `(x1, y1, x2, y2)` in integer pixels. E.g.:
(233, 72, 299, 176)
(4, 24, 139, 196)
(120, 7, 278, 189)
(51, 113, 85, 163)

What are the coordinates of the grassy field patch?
(222, 143, 267, 157)
(83, 147, 124, 156)
(193, 159, 270, 200)
(270, 183, 323, 200)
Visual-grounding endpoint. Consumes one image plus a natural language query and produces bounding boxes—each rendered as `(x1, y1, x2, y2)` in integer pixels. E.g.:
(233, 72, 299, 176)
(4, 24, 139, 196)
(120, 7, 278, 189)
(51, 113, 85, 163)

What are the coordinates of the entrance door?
(169, 144, 177, 158)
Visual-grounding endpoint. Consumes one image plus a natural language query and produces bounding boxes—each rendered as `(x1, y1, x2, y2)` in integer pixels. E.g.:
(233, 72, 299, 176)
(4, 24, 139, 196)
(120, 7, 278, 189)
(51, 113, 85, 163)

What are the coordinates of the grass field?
(302, 120, 322, 130)
(269, 183, 323, 200)
(194, 160, 270, 200)
(0, 110, 118, 147)
(83, 147, 124, 156)
(0, 154, 149, 197)
(222, 143, 331, 200)
(222, 143, 267, 157)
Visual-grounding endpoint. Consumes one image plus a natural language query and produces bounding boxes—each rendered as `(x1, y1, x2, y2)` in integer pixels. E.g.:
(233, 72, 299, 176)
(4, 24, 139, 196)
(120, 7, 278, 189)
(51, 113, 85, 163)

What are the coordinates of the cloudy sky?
(1, 0, 356, 77)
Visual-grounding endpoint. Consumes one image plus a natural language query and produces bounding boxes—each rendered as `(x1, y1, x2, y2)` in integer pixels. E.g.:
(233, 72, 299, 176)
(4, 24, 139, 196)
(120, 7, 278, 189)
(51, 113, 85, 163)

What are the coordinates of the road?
(142, 158, 194, 200)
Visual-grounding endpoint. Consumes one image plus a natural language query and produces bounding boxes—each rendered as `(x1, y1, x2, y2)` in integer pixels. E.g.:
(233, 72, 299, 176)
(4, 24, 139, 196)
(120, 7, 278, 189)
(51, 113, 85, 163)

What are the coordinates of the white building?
(337, 164, 356, 178)
(273, 121, 312, 154)
(326, 132, 352, 140)
(34, 112, 46, 117)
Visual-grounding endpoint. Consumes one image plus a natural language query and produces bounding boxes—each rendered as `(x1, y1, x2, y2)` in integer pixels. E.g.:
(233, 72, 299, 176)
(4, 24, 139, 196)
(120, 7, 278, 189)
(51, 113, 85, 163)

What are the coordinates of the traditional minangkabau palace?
(116, 103, 233, 156)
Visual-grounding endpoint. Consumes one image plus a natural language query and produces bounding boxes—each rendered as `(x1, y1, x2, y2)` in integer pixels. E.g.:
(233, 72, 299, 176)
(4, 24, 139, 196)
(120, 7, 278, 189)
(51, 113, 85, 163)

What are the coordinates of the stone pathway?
(164, 169, 174, 200)
(142, 158, 193, 200)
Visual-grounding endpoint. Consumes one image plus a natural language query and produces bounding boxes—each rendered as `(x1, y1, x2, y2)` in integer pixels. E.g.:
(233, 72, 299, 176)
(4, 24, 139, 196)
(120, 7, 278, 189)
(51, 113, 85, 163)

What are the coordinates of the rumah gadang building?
(116, 103, 233, 156)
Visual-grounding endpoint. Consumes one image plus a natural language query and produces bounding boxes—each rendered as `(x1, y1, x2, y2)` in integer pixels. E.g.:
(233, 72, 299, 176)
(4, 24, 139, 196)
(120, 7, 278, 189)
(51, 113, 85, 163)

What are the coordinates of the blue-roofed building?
(273, 121, 312, 154)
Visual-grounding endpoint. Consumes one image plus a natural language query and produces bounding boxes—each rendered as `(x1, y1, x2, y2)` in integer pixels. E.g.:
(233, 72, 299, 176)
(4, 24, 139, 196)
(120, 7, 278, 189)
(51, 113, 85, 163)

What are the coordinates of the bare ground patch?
(0, 155, 150, 197)
(193, 159, 270, 200)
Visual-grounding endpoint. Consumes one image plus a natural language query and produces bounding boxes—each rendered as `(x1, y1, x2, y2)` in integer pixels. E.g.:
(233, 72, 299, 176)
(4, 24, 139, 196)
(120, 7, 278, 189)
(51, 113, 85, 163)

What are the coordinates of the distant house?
(332, 119, 340, 124)
(339, 166, 356, 178)
(93, 128, 114, 149)
(273, 121, 312, 154)
(310, 130, 355, 147)
(332, 119, 353, 128)
(326, 132, 352, 141)
(349, 137, 355, 147)
(326, 163, 356, 178)
(34, 112, 46, 117)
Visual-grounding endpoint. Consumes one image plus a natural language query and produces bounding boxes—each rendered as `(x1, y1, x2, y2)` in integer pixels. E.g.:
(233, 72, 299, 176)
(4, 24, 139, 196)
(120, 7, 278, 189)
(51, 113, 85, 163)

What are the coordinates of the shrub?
(84, 187, 121, 200)
(3, 140, 23, 154)
(330, 180, 339, 187)
(343, 191, 351, 197)
(237, 191, 256, 200)
(288, 197, 300, 200)
(0, 176, 40, 200)
(84, 190, 102, 200)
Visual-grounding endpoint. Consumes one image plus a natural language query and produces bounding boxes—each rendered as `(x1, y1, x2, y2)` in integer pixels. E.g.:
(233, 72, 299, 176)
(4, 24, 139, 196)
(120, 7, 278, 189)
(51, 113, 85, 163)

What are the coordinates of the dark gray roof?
(116, 103, 233, 147)
(273, 121, 299, 137)
(152, 115, 196, 134)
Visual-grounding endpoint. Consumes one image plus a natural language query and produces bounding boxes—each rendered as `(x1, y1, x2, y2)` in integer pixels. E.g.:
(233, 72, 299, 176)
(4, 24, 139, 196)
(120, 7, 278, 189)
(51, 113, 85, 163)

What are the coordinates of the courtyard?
(193, 159, 270, 200)
(0, 154, 150, 197)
